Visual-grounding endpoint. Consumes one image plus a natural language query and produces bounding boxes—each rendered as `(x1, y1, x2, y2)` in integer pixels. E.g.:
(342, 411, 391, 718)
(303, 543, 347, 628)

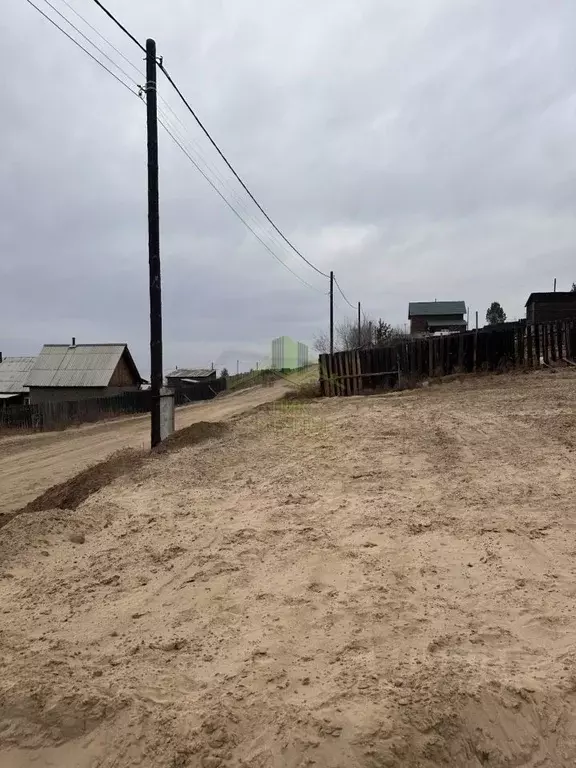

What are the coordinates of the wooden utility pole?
(329, 271, 334, 355)
(357, 302, 361, 347)
(474, 310, 479, 372)
(145, 38, 163, 448)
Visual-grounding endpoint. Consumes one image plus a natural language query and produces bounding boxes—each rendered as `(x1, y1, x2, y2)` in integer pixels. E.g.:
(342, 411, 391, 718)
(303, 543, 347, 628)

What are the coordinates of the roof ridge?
(43, 343, 127, 347)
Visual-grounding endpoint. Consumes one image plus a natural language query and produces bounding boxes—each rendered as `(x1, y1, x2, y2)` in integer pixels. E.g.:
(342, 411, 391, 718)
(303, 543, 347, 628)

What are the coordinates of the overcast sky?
(2, 0, 575, 373)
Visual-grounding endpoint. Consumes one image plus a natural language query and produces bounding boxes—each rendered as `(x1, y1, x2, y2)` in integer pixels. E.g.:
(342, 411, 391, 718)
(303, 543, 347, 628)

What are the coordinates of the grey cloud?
(2, 0, 576, 374)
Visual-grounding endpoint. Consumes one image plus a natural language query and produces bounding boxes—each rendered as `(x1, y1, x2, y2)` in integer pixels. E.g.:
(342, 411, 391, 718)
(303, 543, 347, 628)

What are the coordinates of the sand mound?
(3, 375, 576, 766)
(2, 422, 229, 532)
(1, 659, 574, 767)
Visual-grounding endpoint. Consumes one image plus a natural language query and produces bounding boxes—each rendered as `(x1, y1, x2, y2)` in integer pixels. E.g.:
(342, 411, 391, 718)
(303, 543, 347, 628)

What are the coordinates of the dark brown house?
(525, 292, 576, 325)
(408, 301, 467, 336)
(25, 343, 144, 404)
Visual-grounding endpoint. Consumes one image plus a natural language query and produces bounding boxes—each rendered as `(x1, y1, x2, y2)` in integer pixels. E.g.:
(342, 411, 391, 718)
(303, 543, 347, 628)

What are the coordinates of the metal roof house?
(0, 356, 36, 405)
(165, 368, 216, 389)
(25, 342, 144, 404)
(408, 301, 467, 336)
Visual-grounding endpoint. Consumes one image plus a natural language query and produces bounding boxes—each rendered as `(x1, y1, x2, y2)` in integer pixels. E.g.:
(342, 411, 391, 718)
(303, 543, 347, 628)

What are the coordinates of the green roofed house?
(408, 301, 467, 336)
(271, 336, 309, 371)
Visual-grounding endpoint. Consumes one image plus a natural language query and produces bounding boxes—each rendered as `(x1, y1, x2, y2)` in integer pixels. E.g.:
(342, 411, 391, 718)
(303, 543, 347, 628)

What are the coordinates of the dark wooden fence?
(0, 377, 229, 432)
(173, 377, 227, 405)
(319, 320, 576, 396)
(0, 390, 152, 432)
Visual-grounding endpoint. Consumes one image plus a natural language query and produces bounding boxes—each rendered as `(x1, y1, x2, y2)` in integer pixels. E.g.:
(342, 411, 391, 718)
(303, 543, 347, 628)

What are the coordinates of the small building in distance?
(271, 336, 309, 370)
(525, 292, 576, 325)
(165, 368, 216, 390)
(0, 355, 36, 406)
(25, 342, 144, 404)
(408, 301, 467, 336)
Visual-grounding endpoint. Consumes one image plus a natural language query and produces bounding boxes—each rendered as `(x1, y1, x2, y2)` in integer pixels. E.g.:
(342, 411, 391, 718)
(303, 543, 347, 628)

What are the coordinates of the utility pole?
(145, 38, 163, 448)
(329, 271, 334, 355)
(357, 302, 361, 347)
(554, 277, 557, 292)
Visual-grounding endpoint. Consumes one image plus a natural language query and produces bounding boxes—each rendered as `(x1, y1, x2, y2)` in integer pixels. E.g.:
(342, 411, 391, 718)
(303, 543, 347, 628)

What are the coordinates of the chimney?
(71, 337, 76, 347)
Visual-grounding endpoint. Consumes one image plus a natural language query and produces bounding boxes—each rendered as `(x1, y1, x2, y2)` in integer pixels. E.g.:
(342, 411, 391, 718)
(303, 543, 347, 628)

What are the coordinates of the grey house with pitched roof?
(25, 342, 144, 404)
(0, 355, 37, 406)
(408, 301, 467, 336)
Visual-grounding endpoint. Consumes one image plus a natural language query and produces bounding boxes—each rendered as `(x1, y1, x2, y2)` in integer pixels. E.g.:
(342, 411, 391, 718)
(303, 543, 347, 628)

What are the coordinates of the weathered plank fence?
(0, 377, 228, 432)
(319, 320, 576, 396)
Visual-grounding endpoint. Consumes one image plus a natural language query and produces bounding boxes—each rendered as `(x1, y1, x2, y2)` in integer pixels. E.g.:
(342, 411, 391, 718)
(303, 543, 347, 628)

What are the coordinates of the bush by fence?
(319, 320, 576, 396)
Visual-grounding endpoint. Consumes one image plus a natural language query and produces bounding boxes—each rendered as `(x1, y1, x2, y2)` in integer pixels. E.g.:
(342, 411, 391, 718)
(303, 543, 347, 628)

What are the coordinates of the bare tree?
(312, 331, 331, 354)
(314, 316, 412, 354)
(335, 317, 374, 349)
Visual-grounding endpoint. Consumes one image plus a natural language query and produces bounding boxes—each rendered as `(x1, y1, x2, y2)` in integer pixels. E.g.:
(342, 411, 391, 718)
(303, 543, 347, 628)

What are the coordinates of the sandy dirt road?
(2, 371, 576, 767)
(0, 383, 290, 516)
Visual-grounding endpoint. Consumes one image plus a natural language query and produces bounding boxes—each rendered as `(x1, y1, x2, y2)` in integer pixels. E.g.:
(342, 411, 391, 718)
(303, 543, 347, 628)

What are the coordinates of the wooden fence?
(0, 377, 229, 432)
(173, 377, 227, 405)
(319, 320, 576, 396)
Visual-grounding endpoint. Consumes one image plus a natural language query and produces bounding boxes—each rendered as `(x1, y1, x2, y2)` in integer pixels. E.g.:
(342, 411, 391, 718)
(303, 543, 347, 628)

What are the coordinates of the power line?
(333, 275, 356, 309)
(157, 116, 327, 294)
(158, 64, 331, 279)
(90, 0, 146, 54)
(57, 0, 188, 137)
(88, 0, 330, 280)
(23, 0, 136, 96)
(58, 0, 144, 79)
(156, 103, 320, 274)
(39, 0, 141, 88)
(33, 0, 337, 296)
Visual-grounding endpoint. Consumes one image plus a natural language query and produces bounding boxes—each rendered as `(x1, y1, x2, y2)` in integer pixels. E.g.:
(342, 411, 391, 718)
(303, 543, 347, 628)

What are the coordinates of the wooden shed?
(525, 292, 576, 325)
(165, 369, 216, 391)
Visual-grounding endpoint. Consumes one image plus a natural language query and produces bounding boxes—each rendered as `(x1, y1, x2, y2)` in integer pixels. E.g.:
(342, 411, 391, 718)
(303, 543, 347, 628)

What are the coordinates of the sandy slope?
(2, 371, 576, 767)
(0, 383, 290, 516)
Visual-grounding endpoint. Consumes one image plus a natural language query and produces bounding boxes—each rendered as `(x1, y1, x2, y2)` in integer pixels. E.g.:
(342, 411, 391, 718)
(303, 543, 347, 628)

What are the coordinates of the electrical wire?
(158, 64, 331, 279)
(23, 0, 137, 96)
(155, 103, 320, 274)
(90, 0, 146, 54)
(31, 0, 334, 296)
(39, 0, 141, 88)
(56, 0, 185, 135)
(88, 0, 330, 280)
(58, 0, 143, 78)
(157, 116, 328, 294)
(333, 275, 356, 309)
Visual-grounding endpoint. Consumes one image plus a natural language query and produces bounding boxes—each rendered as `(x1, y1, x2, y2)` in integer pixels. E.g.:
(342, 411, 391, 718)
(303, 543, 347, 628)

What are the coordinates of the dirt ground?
(2, 371, 576, 767)
(0, 382, 291, 517)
